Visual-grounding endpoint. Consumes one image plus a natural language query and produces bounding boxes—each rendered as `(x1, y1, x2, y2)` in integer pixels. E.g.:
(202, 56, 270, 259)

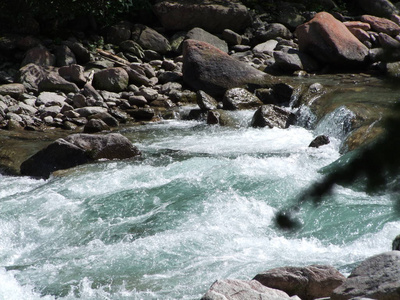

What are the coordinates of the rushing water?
(0, 108, 399, 300)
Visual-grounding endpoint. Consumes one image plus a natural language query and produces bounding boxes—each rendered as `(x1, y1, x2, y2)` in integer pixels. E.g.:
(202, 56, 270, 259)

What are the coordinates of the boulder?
(253, 40, 279, 54)
(38, 72, 80, 93)
(207, 110, 220, 124)
(21, 46, 55, 67)
(36, 91, 66, 107)
(273, 48, 320, 73)
(182, 39, 276, 97)
(254, 265, 346, 300)
(0, 83, 25, 99)
(20, 133, 141, 179)
(360, 15, 400, 36)
(105, 21, 132, 45)
(331, 251, 400, 300)
(58, 64, 86, 86)
(83, 118, 110, 133)
(197, 90, 219, 110)
(378, 32, 400, 49)
(120, 40, 145, 59)
(18, 63, 46, 93)
(357, 0, 398, 18)
(295, 12, 369, 66)
(255, 83, 295, 107)
(153, 0, 251, 33)
(222, 88, 262, 110)
(64, 41, 91, 64)
(392, 235, 400, 250)
(131, 24, 171, 54)
(93, 67, 129, 92)
(186, 27, 229, 53)
(251, 104, 296, 129)
(55, 45, 77, 67)
(256, 23, 293, 42)
(222, 29, 242, 46)
(201, 279, 301, 300)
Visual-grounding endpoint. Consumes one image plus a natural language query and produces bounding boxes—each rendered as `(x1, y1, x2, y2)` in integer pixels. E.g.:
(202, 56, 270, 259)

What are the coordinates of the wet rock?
(197, 90, 219, 111)
(207, 110, 220, 125)
(186, 27, 229, 53)
(392, 234, 400, 250)
(83, 118, 110, 133)
(309, 135, 330, 148)
(55, 45, 77, 67)
(386, 61, 400, 78)
(0, 83, 25, 99)
(20, 133, 141, 179)
(222, 88, 262, 110)
(21, 46, 55, 67)
(153, 0, 250, 33)
(331, 251, 400, 300)
(38, 72, 79, 94)
(58, 64, 86, 86)
(126, 107, 155, 120)
(360, 15, 400, 36)
(93, 67, 129, 92)
(182, 39, 276, 97)
(254, 265, 345, 300)
(201, 279, 301, 300)
(357, 0, 398, 18)
(251, 105, 296, 129)
(131, 24, 171, 54)
(296, 12, 369, 66)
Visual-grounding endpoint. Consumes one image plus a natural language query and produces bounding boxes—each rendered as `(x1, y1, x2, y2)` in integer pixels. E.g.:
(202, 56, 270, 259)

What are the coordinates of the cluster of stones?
(202, 251, 400, 300)
(1, 0, 400, 136)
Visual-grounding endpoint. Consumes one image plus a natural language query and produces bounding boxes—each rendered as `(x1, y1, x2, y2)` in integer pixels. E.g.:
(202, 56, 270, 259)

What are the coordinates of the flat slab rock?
(20, 133, 140, 179)
(201, 279, 301, 300)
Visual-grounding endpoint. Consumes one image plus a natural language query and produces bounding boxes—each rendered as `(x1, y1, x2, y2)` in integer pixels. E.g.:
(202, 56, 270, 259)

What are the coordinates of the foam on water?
(0, 120, 399, 299)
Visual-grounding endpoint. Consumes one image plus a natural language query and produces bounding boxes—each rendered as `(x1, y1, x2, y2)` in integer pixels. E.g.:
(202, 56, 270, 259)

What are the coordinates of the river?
(0, 77, 400, 299)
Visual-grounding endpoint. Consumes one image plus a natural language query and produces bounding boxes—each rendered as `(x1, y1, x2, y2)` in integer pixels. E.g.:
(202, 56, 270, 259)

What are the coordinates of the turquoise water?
(0, 109, 399, 299)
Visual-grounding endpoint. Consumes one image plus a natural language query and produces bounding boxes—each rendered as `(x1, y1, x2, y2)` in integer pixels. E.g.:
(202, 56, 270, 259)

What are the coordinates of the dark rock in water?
(255, 83, 294, 107)
(183, 39, 276, 97)
(254, 265, 345, 300)
(153, 0, 251, 33)
(392, 234, 400, 250)
(201, 279, 299, 300)
(207, 110, 220, 125)
(187, 109, 206, 121)
(331, 251, 400, 300)
(251, 105, 296, 129)
(222, 88, 262, 110)
(126, 107, 155, 121)
(197, 90, 219, 111)
(20, 133, 140, 179)
(309, 135, 330, 148)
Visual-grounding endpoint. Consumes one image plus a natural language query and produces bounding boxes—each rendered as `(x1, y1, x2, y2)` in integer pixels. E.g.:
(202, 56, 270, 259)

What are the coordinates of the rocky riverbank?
(1, 0, 400, 299)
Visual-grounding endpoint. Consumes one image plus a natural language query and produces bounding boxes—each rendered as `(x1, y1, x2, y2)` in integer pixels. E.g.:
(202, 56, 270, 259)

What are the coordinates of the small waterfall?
(314, 106, 356, 141)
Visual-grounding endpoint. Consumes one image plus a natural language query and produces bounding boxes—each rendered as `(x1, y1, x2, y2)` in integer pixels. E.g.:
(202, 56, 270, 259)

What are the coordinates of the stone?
(343, 21, 371, 31)
(348, 28, 371, 46)
(38, 72, 80, 94)
(126, 107, 155, 121)
(20, 133, 141, 178)
(331, 251, 400, 300)
(251, 105, 296, 129)
(360, 15, 400, 36)
(207, 110, 220, 125)
(105, 21, 132, 45)
(93, 67, 129, 92)
(253, 40, 278, 54)
(74, 106, 108, 118)
(137, 87, 158, 101)
(157, 71, 181, 84)
(21, 46, 55, 67)
(296, 12, 369, 66)
(256, 23, 292, 42)
(153, 0, 251, 33)
(309, 135, 330, 148)
(197, 90, 219, 111)
(131, 24, 171, 54)
(357, 0, 398, 18)
(0, 83, 25, 99)
(182, 39, 276, 97)
(392, 234, 400, 250)
(58, 64, 86, 86)
(186, 27, 229, 53)
(128, 95, 147, 107)
(222, 29, 242, 46)
(124, 66, 153, 87)
(64, 41, 91, 64)
(201, 279, 301, 300)
(378, 32, 400, 49)
(89, 112, 119, 127)
(83, 118, 110, 133)
(55, 45, 77, 67)
(83, 83, 103, 102)
(273, 48, 320, 73)
(36, 92, 66, 107)
(254, 265, 346, 300)
(222, 88, 262, 110)
(120, 40, 145, 59)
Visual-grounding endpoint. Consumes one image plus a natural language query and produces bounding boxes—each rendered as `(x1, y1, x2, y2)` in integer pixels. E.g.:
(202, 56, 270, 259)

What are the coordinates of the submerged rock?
(20, 133, 140, 179)
(309, 135, 330, 148)
(251, 105, 296, 129)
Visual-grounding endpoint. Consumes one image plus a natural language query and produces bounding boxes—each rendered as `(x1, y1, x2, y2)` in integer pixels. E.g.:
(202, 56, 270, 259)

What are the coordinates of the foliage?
(276, 101, 400, 230)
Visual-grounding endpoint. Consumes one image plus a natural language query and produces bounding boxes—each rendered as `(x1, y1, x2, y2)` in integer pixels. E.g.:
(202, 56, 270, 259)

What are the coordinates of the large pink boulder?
(361, 14, 400, 36)
(295, 12, 369, 66)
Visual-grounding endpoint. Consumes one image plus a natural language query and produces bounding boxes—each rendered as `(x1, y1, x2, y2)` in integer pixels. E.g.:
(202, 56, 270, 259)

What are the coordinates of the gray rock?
(93, 67, 129, 92)
(201, 279, 301, 300)
(256, 23, 293, 42)
(253, 40, 278, 54)
(55, 45, 77, 67)
(58, 64, 86, 86)
(157, 71, 182, 84)
(153, 0, 251, 33)
(124, 66, 154, 87)
(251, 105, 296, 129)
(0, 83, 25, 99)
(131, 24, 171, 54)
(74, 106, 108, 117)
(186, 27, 229, 53)
(222, 88, 262, 110)
(83, 83, 103, 102)
(274, 48, 320, 73)
(378, 32, 400, 49)
(254, 265, 345, 300)
(106, 21, 132, 45)
(392, 234, 400, 250)
(36, 91, 66, 107)
(126, 107, 155, 120)
(39, 105, 62, 118)
(207, 110, 220, 125)
(18, 63, 46, 93)
(357, 0, 398, 18)
(83, 118, 110, 133)
(89, 112, 119, 127)
(159, 82, 182, 95)
(137, 87, 158, 101)
(255, 83, 295, 107)
(72, 94, 87, 108)
(64, 41, 91, 64)
(120, 40, 145, 59)
(331, 251, 400, 300)
(21, 46, 55, 67)
(20, 133, 141, 178)
(38, 72, 80, 94)
(183, 39, 276, 97)
(197, 90, 219, 111)
(128, 95, 148, 107)
(222, 29, 242, 46)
